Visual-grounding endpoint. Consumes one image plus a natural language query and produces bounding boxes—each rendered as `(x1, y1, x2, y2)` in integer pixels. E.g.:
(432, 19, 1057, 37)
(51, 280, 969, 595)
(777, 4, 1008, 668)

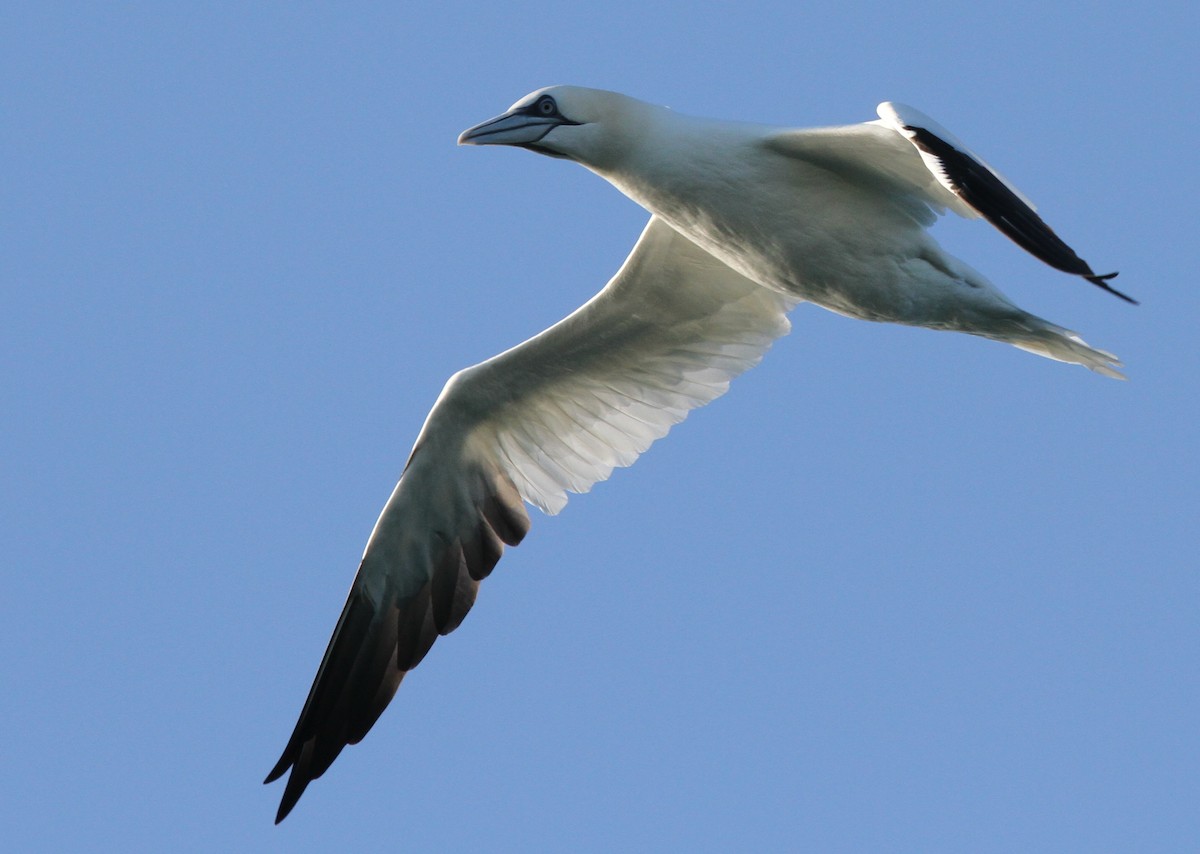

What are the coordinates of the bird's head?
(458, 86, 643, 170)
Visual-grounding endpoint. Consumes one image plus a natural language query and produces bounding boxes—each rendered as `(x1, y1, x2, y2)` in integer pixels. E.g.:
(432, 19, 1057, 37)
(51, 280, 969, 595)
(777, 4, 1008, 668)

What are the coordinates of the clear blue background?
(3, 2, 1196, 851)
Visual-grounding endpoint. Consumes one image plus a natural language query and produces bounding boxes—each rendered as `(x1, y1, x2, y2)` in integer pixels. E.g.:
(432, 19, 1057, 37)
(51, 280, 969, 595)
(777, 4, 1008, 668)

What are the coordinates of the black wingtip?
(264, 755, 289, 786)
(1085, 271, 1138, 305)
(273, 766, 311, 824)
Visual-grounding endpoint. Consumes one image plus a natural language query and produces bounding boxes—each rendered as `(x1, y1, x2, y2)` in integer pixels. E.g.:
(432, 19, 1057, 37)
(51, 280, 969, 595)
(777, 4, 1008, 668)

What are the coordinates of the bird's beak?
(458, 110, 567, 147)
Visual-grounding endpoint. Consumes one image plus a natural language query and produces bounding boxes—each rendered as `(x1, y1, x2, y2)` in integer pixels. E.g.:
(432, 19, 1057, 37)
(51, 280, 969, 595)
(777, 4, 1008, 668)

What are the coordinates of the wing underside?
(265, 217, 796, 821)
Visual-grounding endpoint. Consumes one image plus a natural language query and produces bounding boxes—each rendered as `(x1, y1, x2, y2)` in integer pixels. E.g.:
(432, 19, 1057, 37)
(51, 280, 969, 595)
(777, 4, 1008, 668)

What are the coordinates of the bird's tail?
(998, 313, 1125, 380)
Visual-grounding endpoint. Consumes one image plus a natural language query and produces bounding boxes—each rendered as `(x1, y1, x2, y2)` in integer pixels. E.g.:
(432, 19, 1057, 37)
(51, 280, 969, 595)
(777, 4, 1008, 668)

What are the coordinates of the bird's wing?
(763, 117, 977, 223)
(765, 104, 1131, 303)
(265, 216, 796, 822)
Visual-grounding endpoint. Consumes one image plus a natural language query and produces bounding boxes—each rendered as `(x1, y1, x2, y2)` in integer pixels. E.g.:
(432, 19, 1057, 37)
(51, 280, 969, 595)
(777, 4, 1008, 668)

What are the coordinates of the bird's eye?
(536, 96, 557, 116)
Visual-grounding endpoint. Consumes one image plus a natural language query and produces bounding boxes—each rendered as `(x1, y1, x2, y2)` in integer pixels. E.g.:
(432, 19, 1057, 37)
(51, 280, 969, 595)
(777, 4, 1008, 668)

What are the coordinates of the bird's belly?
(616, 162, 993, 329)
(667, 210, 939, 325)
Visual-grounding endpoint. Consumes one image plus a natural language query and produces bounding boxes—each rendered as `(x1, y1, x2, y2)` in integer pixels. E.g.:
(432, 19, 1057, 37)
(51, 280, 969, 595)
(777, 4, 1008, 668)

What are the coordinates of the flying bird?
(265, 86, 1130, 822)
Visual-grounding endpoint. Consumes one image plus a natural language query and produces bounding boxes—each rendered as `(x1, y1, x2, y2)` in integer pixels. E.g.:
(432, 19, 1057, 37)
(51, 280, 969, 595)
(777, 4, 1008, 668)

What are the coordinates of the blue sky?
(3, 2, 1196, 851)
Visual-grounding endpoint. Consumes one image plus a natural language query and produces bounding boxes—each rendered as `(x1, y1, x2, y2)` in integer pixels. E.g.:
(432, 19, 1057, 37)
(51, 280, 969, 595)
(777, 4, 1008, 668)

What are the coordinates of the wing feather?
(874, 102, 1132, 303)
(265, 217, 795, 821)
(764, 121, 975, 222)
(765, 104, 1131, 303)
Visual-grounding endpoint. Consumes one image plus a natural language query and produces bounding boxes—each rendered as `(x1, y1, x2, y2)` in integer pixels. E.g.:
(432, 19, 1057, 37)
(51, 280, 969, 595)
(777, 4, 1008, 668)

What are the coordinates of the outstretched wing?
(265, 217, 797, 822)
(765, 104, 1132, 303)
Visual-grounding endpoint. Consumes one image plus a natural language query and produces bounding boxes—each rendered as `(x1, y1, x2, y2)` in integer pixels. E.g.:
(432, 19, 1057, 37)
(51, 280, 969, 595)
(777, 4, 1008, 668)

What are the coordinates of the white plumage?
(266, 86, 1129, 822)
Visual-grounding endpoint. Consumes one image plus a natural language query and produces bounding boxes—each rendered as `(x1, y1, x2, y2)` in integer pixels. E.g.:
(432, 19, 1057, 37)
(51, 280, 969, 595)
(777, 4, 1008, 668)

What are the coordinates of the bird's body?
(609, 112, 986, 321)
(265, 86, 1129, 822)
(482, 87, 1126, 369)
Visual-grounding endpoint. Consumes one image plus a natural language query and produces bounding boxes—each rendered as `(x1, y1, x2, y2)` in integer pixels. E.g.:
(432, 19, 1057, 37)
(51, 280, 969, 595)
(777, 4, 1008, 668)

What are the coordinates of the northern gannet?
(265, 86, 1130, 822)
